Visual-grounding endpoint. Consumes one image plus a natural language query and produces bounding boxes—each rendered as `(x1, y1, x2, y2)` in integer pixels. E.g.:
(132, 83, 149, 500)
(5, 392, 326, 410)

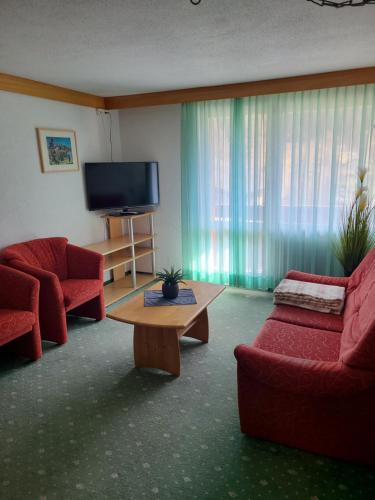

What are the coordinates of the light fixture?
(307, 0, 375, 6)
(191, 0, 375, 5)
(190, 0, 375, 4)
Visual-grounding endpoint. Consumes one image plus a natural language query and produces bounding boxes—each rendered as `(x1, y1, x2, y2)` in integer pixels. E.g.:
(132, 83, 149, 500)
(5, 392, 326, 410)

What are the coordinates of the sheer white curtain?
(182, 84, 375, 289)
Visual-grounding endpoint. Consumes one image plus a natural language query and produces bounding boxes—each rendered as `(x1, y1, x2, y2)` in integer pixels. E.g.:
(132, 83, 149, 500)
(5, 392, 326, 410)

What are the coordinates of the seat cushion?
(0, 309, 36, 345)
(253, 319, 341, 362)
(60, 279, 102, 311)
(269, 305, 343, 333)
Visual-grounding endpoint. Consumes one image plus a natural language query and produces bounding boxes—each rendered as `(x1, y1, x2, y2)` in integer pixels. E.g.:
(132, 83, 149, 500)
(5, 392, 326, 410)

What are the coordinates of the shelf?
(86, 235, 132, 255)
(134, 247, 156, 261)
(104, 250, 133, 272)
(86, 233, 155, 256)
(104, 273, 156, 306)
(103, 247, 156, 272)
(133, 233, 154, 245)
(87, 211, 157, 307)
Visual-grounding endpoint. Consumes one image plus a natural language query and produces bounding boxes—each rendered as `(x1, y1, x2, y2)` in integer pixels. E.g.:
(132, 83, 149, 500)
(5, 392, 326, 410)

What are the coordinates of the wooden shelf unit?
(86, 212, 157, 306)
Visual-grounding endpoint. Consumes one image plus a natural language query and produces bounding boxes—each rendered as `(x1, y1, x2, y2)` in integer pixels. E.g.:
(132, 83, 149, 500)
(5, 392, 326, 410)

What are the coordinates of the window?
(182, 84, 375, 289)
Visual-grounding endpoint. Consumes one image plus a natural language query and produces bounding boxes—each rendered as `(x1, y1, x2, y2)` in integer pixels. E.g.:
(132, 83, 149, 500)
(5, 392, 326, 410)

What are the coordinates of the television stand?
(109, 210, 140, 217)
(85, 212, 157, 306)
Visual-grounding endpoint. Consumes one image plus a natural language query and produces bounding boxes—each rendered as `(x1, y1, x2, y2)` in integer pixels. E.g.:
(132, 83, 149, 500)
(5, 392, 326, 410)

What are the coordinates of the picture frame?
(36, 128, 79, 173)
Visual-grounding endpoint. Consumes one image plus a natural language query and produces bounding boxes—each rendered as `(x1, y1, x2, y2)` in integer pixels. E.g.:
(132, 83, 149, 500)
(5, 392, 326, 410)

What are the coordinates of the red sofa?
(1, 237, 105, 345)
(0, 264, 42, 360)
(235, 248, 375, 465)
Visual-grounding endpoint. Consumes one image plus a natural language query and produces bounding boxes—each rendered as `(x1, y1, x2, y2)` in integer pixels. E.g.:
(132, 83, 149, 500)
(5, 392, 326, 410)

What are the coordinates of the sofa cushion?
(253, 319, 340, 362)
(344, 265, 375, 325)
(60, 279, 102, 311)
(2, 238, 69, 280)
(340, 280, 375, 371)
(342, 247, 375, 329)
(269, 305, 343, 333)
(347, 247, 375, 294)
(0, 309, 36, 345)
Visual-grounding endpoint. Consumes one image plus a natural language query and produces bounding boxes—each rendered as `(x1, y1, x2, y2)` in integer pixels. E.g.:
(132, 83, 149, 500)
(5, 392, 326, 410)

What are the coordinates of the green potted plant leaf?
(333, 167, 375, 276)
(156, 267, 186, 299)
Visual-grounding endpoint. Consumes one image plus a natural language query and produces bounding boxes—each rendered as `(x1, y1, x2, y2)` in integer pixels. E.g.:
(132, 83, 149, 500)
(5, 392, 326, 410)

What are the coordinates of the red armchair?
(235, 248, 375, 465)
(0, 264, 42, 360)
(1, 237, 105, 345)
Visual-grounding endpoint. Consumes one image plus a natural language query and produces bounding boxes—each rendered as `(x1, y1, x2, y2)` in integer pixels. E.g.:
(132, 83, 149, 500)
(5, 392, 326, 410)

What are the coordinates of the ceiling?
(0, 0, 374, 97)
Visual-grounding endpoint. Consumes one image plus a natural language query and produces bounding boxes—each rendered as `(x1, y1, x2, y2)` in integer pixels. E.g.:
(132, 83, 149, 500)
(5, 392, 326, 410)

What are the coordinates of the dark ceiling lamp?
(190, 0, 375, 5)
(307, 0, 375, 5)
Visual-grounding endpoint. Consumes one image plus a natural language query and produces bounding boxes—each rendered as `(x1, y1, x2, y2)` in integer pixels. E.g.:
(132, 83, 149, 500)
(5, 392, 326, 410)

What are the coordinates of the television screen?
(85, 162, 159, 211)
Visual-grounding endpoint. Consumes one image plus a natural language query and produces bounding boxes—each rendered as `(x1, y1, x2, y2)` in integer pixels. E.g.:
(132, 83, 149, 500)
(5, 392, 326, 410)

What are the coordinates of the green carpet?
(0, 288, 374, 500)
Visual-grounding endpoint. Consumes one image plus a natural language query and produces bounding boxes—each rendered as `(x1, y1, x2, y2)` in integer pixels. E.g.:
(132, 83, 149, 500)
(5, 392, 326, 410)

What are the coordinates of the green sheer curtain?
(181, 84, 375, 290)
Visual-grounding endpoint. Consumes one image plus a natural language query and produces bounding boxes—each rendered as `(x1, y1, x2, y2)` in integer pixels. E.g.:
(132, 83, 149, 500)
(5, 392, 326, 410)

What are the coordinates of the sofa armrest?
(234, 344, 375, 397)
(0, 265, 39, 312)
(8, 260, 64, 306)
(285, 270, 349, 288)
(66, 244, 103, 280)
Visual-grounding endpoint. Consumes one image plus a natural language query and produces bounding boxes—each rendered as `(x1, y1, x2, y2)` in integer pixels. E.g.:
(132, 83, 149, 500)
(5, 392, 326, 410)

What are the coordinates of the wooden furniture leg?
(183, 308, 209, 343)
(133, 325, 181, 376)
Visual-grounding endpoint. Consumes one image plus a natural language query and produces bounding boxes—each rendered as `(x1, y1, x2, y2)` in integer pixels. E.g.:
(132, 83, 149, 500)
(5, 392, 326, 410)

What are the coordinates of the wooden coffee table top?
(107, 280, 225, 329)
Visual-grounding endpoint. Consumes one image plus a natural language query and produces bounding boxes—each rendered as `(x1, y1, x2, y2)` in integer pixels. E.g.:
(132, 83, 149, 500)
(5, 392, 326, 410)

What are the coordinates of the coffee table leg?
(184, 308, 209, 343)
(133, 325, 181, 376)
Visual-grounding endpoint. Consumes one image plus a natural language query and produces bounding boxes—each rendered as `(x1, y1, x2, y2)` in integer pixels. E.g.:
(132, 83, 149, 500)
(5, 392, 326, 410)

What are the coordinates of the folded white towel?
(274, 279, 346, 315)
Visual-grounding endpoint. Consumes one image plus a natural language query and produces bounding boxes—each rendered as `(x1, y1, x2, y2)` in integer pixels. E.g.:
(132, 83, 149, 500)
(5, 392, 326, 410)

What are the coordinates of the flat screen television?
(85, 162, 159, 211)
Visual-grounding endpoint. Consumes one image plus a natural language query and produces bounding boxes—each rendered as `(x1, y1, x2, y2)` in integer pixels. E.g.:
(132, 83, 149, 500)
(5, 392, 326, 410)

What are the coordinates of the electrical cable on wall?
(190, 0, 375, 5)
(98, 109, 113, 161)
(108, 112, 113, 162)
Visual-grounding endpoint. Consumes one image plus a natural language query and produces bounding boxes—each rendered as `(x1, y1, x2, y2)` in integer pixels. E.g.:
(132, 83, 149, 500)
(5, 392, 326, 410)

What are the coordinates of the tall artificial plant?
(333, 168, 375, 277)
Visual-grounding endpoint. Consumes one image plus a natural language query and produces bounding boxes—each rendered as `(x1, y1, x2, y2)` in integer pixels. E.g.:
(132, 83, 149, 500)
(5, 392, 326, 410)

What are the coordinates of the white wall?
(0, 93, 182, 273)
(118, 105, 182, 271)
(0, 91, 122, 249)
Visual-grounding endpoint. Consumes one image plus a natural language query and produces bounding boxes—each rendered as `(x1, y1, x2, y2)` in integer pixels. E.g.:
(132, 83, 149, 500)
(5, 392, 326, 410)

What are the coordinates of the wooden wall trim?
(1, 67, 374, 111)
(0, 72, 105, 109)
(104, 66, 375, 109)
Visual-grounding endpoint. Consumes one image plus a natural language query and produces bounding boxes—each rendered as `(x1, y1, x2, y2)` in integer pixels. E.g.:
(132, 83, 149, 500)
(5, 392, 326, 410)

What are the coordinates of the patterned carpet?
(0, 287, 374, 500)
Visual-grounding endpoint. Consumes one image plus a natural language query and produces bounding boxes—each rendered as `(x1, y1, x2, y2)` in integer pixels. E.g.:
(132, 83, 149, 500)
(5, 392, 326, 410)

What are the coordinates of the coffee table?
(107, 280, 225, 376)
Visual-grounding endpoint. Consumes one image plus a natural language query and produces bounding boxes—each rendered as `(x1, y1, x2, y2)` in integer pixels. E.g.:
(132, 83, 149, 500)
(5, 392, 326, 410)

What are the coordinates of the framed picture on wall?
(36, 128, 79, 173)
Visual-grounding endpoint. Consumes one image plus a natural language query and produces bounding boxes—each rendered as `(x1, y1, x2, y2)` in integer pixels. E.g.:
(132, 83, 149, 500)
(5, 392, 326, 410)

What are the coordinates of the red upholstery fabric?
(344, 250, 375, 324)
(61, 279, 103, 311)
(1, 239, 105, 344)
(339, 248, 375, 371)
(235, 345, 375, 465)
(0, 265, 42, 360)
(0, 310, 35, 342)
(340, 281, 375, 371)
(254, 320, 341, 362)
(2, 237, 68, 280)
(66, 244, 103, 280)
(235, 250, 375, 465)
(285, 270, 349, 288)
(269, 305, 343, 332)
(347, 246, 375, 294)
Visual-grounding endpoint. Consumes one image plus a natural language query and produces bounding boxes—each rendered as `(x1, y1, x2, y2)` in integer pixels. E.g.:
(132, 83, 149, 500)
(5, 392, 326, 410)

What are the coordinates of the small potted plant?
(156, 267, 185, 299)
